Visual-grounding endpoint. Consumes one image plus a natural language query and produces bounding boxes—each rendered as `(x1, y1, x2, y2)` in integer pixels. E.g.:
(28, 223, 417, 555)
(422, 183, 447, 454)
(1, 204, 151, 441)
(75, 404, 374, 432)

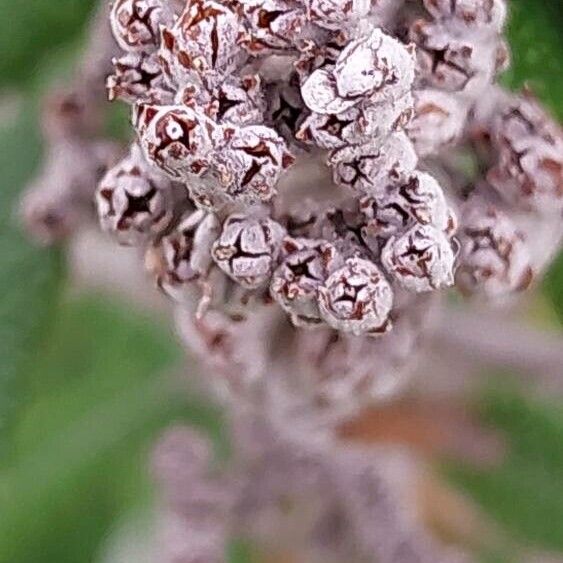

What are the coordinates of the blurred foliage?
(543, 253, 563, 325)
(0, 295, 222, 563)
(0, 0, 96, 88)
(0, 104, 64, 452)
(449, 384, 563, 554)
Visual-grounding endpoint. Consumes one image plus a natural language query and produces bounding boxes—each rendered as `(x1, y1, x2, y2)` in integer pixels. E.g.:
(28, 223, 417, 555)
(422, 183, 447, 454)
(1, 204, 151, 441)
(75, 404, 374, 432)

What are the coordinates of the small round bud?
(304, 0, 370, 31)
(110, 0, 173, 53)
(107, 52, 172, 105)
(301, 30, 415, 115)
(97, 144, 173, 246)
(212, 214, 286, 289)
(318, 256, 393, 335)
(381, 224, 457, 292)
(147, 210, 220, 302)
(423, 0, 507, 32)
(298, 93, 414, 150)
(159, 0, 242, 86)
(407, 89, 468, 157)
(270, 237, 343, 327)
(238, 0, 306, 55)
(456, 200, 534, 300)
(330, 132, 418, 194)
(359, 171, 455, 240)
(212, 125, 294, 204)
(488, 94, 563, 215)
(176, 76, 265, 126)
(410, 20, 496, 99)
(136, 103, 219, 181)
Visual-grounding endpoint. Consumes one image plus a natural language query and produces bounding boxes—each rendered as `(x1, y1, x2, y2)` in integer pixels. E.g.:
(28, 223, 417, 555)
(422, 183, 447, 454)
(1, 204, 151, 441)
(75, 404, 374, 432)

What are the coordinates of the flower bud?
(456, 199, 534, 300)
(212, 214, 286, 288)
(381, 224, 457, 292)
(147, 210, 220, 302)
(159, 0, 243, 87)
(136, 103, 219, 181)
(330, 132, 418, 194)
(318, 256, 393, 335)
(270, 237, 343, 327)
(110, 0, 173, 53)
(97, 144, 174, 246)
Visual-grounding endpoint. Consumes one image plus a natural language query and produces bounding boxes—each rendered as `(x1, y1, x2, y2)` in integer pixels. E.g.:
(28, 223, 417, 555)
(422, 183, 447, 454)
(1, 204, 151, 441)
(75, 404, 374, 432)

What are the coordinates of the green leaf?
(0, 103, 64, 451)
(0, 294, 223, 563)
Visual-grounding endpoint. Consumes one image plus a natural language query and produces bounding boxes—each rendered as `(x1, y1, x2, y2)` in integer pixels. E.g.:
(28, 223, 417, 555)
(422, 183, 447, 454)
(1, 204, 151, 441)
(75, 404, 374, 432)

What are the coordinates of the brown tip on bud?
(282, 151, 296, 169)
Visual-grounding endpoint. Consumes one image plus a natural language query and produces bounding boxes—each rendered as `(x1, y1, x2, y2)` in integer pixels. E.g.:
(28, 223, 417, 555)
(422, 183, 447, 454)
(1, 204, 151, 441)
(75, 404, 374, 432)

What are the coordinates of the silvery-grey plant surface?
(20, 0, 563, 561)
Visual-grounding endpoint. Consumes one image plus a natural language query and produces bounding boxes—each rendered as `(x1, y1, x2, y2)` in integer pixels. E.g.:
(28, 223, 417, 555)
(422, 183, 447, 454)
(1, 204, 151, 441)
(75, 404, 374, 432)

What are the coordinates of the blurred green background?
(0, 1, 562, 562)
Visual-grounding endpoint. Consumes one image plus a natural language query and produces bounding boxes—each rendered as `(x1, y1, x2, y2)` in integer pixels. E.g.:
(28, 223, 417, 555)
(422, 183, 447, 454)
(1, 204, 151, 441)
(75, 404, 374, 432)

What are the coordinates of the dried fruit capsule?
(136, 103, 219, 181)
(381, 224, 456, 292)
(456, 199, 534, 300)
(147, 210, 220, 303)
(97, 144, 173, 246)
(107, 52, 172, 105)
(330, 132, 418, 195)
(212, 214, 286, 289)
(212, 124, 294, 204)
(159, 0, 242, 86)
(110, 0, 173, 53)
(270, 237, 343, 327)
(318, 256, 393, 335)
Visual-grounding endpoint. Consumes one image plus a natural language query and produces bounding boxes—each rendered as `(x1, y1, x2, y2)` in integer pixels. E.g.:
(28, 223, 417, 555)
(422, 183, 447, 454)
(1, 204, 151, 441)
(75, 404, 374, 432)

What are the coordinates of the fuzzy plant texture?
(90, 0, 563, 410)
(18, 0, 563, 562)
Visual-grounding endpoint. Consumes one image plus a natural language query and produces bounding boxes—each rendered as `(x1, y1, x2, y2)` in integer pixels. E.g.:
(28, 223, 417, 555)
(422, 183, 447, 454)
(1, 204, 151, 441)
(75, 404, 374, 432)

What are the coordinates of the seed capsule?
(238, 0, 306, 55)
(304, 0, 370, 31)
(301, 29, 415, 115)
(407, 89, 468, 157)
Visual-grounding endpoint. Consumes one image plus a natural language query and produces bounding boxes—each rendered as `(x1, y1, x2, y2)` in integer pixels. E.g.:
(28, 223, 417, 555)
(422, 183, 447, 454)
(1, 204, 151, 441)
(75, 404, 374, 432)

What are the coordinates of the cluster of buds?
(93, 0, 563, 412)
(456, 88, 563, 301)
(16, 2, 561, 561)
